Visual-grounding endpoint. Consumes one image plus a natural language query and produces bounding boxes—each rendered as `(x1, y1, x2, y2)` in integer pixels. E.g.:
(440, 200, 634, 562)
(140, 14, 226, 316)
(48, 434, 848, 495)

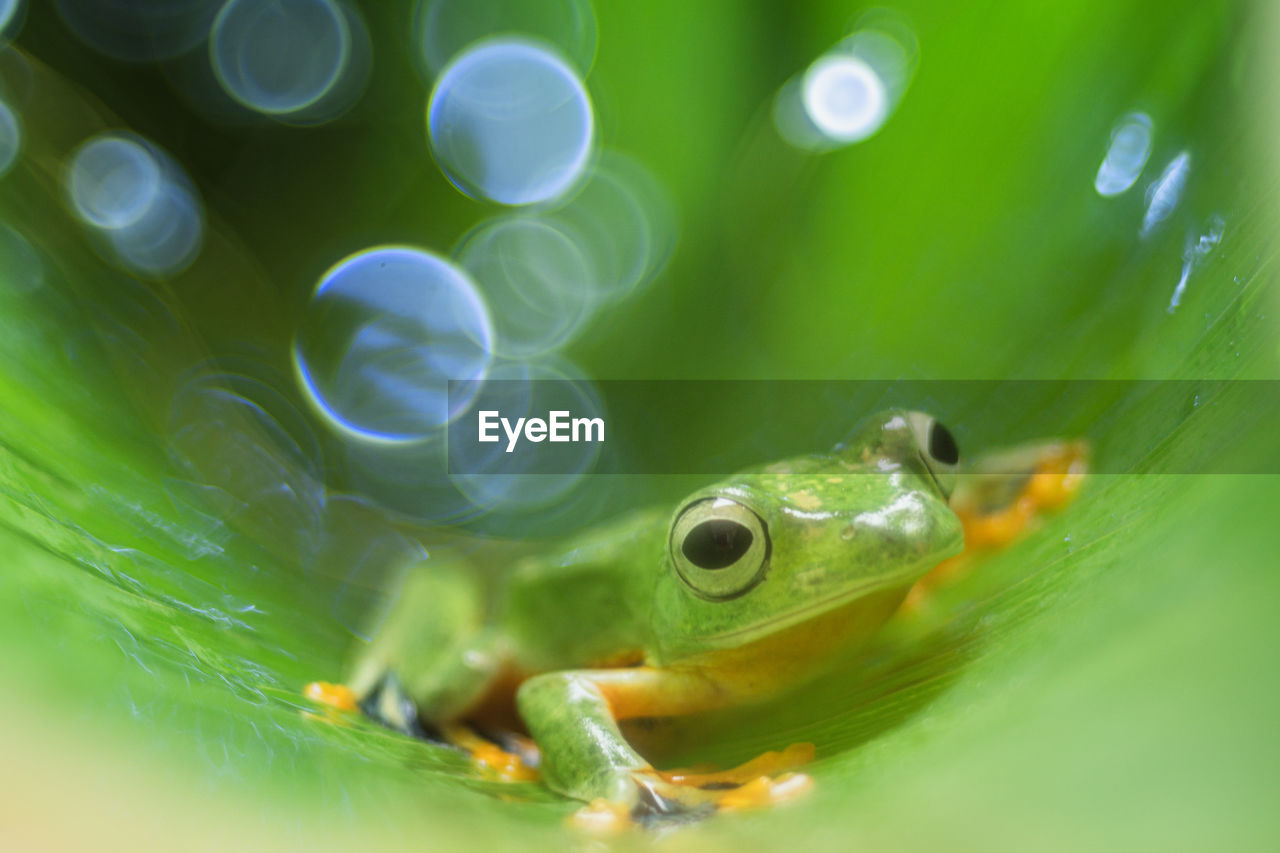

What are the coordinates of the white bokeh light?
(68, 134, 164, 230)
(775, 14, 916, 152)
(66, 132, 205, 278)
(802, 55, 889, 144)
(457, 215, 595, 358)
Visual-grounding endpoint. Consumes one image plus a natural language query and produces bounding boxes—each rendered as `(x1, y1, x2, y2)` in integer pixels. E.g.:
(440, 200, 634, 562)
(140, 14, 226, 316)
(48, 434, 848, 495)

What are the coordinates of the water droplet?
(1168, 213, 1223, 313)
(0, 0, 24, 46)
(110, 181, 205, 278)
(1095, 111, 1152, 197)
(1142, 150, 1190, 236)
(294, 246, 493, 442)
(545, 149, 677, 302)
(456, 215, 595, 358)
(428, 37, 594, 205)
(0, 95, 19, 178)
(211, 0, 371, 123)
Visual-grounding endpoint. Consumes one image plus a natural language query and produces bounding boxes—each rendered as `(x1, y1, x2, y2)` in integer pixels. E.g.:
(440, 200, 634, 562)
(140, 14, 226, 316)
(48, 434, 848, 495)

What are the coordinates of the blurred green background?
(0, 0, 1277, 849)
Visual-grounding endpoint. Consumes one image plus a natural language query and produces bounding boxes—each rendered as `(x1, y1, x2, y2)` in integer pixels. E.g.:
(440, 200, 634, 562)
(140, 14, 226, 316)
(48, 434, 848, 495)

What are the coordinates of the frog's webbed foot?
(442, 723, 541, 783)
(951, 439, 1089, 547)
(570, 743, 816, 834)
(906, 439, 1089, 610)
(304, 672, 450, 742)
(306, 672, 541, 784)
(304, 680, 358, 712)
(357, 671, 444, 741)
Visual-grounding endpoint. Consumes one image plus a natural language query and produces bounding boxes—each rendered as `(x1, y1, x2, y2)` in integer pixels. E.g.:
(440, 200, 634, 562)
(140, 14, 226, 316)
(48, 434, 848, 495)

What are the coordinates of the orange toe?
(568, 798, 633, 835)
(718, 772, 814, 811)
(659, 742, 815, 787)
(304, 681, 358, 712)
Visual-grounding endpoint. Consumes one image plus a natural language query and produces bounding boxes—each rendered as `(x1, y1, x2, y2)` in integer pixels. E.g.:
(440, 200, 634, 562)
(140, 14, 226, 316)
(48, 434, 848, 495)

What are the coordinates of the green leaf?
(0, 0, 1276, 849)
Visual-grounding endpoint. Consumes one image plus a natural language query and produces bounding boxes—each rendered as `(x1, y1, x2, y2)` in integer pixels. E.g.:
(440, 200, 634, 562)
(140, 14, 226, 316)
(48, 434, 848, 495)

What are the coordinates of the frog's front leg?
(517, 667, 810, 828)
(517, 667, 714, 805)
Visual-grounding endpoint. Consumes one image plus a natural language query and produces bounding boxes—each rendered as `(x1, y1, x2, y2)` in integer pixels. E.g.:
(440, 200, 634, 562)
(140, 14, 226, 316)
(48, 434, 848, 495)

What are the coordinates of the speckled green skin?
(348, 409, 965, 807)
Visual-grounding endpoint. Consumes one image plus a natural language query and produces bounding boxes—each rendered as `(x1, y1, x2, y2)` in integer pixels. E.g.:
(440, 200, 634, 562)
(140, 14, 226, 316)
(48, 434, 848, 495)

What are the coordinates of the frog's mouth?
(701, 559, 934, 647)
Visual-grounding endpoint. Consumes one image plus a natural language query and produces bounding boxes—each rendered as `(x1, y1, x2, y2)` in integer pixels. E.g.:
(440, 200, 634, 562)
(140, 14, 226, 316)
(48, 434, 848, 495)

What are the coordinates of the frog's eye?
(907, 412, 960, 498)
(670, 497, 771, 600)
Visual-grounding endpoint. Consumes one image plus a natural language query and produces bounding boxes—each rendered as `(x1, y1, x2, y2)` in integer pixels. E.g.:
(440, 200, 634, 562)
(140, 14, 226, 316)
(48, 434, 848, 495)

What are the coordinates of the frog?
(305, 409, 1087, 832)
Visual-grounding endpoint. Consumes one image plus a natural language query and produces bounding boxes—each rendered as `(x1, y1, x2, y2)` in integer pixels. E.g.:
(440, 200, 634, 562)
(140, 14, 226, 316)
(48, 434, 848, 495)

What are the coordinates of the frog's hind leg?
(906, 439, 1088, 608)
(354, 659, 544, 783)
(305, 563, 544, 780)
(306, 562, 500, 735)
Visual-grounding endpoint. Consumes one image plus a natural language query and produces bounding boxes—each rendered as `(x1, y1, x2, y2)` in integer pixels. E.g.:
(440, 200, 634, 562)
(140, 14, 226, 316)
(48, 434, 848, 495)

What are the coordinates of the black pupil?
(929, 422, 960, 465)
(682, 520, 754, 570)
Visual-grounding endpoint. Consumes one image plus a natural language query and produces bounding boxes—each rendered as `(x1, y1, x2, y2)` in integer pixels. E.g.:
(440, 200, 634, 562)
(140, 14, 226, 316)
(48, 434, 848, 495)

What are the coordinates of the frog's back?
(499, 506, 666, 673)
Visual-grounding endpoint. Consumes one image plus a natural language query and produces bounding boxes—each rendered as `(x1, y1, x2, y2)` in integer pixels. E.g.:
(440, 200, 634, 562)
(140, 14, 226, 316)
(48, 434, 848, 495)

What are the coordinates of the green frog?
(306, 409, 1086, 831)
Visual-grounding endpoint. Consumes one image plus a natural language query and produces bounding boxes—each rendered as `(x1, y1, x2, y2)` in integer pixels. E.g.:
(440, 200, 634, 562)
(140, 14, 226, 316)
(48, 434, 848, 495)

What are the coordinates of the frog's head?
(653, 410, 964, 659)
